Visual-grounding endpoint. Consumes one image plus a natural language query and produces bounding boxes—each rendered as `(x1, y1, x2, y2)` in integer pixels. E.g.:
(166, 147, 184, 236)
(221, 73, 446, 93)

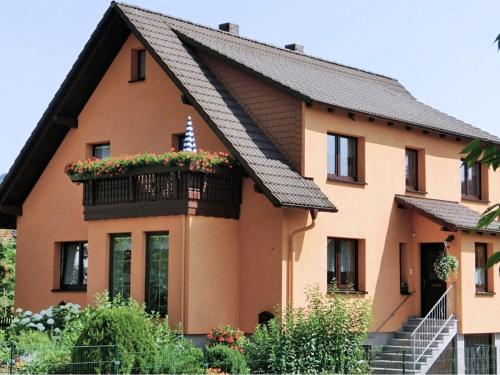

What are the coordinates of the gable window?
(327, 133, 358, 181)
(327, 238, 358, 290)
(405, 148, 418, 191)
(110, 234, 132, 299)
(130, 49, 146, 82)
(145, 232, 169, 316)
(461, 161, 481, 199)
(60, 242, 88, 291)
(172, 133, 186, 151)
(92, 143, 110, 159)
(475, 243, 488, 292)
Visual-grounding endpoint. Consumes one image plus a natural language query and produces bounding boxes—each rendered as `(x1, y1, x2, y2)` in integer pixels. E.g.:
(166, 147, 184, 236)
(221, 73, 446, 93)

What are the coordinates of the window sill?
(461, 196, 490, 204)
(128, 78, 145, 83)
(400, 290, 412, 296)
(329, 290, 368, 295)
(475, 291, 495, 297)
(51, 288, 87, 293)
(405, 188, 427, 195)
(327, 175, 367, 186)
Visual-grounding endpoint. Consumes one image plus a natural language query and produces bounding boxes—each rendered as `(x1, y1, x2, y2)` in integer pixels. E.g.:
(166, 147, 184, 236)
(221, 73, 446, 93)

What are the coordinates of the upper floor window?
(172, 133, 186, 151)
(327, 238, 358, 290)
(92, 143, 110, 159)
(327, 133, 357, 181)
(60, 241, 88, 291)
(475, 243, 488, 292)
(130, 49, 146, 82)
(461, 161, 481, 199)
(405, 148, 418, 191)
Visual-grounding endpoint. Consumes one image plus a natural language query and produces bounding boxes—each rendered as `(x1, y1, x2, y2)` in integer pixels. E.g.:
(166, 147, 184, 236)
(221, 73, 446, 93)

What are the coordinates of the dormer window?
(92, 143, 110, 159)
(130, 49, 146, 82)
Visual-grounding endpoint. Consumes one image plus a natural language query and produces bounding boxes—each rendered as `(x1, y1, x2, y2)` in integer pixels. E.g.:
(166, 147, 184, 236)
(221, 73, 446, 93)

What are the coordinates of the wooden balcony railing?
(75, 166, 243, 220)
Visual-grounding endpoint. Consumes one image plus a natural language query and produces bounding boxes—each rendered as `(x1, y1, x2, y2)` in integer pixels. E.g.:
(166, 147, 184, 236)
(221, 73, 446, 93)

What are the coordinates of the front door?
(420, 243, 447, 316)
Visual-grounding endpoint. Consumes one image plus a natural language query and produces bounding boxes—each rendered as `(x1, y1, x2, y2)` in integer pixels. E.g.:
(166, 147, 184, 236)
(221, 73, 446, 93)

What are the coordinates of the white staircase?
(371, 284, 457, 374)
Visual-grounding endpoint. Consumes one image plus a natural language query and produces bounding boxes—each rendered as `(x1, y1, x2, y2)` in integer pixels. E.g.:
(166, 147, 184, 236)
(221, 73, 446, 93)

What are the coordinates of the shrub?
(207, 325, 245, 350)
(245, 287, 371, 374)
(206, 344, 250, 374)
(10, 303, 81, 337)
(74, 299, 155, 374)
(148, 318, 204, 374)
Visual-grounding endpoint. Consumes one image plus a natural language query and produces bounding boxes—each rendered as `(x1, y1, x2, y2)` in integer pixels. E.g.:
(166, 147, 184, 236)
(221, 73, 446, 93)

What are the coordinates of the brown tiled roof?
(115, 4, 336, 211)
(117, 3, 498, 143)
(395, 194, 500, 233)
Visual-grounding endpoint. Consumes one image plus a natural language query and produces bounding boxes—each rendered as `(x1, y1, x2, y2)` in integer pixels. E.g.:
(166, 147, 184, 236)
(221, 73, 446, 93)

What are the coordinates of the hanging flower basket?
(64, 149, 236, 181)
(433, 254, 459, 281)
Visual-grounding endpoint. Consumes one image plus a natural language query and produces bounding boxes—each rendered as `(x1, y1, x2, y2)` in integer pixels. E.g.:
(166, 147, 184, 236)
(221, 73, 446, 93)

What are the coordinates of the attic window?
(130, 49, 146, 82)
(92, 143, 110, 159)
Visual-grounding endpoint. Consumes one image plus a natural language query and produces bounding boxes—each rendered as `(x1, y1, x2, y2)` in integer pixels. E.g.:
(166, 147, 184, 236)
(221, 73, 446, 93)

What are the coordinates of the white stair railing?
(410, 283, 455, 370)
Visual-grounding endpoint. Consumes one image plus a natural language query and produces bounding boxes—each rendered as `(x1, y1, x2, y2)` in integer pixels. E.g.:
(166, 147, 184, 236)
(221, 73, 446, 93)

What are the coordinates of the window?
(327, 238, 358, 290)
(145, 232, 169, 316)
(461, 161, 481, 199)
(327, 133, 358, 181)
(60, 242, 88, 291)
(464, 334, 496, 374)
(405, 148, 418, 191)
(172, 133, 186, 151)
(109, 234, 132, 299)
(92, 143, 110, 159)
(399, 243, 409, 294)
(475, 243, 488, 292)
(131, 49, 146, 81)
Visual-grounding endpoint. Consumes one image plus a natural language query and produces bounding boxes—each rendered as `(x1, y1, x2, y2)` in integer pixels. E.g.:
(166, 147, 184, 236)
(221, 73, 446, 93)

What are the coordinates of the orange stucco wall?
(298, 104, 500, 334)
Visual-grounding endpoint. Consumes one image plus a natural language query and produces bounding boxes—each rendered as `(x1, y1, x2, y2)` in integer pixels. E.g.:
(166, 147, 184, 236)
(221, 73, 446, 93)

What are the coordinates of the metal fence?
(0, 343, 497, 374)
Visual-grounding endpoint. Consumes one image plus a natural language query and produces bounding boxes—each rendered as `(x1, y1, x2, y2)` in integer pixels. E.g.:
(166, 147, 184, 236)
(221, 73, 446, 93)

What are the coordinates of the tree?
(461, 139, 500, 267)
(496, 34, 500, 51)
(0, 233, 16, 310)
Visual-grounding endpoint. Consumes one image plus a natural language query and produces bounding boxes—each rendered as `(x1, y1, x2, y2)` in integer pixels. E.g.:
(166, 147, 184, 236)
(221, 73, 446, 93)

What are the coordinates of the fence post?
(402, 349, 406, 375)
(114, 346, 120, 375)
(8, 345, 14, 375)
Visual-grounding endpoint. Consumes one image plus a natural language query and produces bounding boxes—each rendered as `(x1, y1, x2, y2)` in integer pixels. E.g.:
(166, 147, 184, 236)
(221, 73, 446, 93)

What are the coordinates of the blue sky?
(1, 0, 499, 172)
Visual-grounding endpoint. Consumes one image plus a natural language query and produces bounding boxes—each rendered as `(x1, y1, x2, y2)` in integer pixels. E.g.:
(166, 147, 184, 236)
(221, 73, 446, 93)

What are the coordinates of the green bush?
(245, 287, 371, 374)
(74, 299, 155, 374)
(206, 344, 249, 374)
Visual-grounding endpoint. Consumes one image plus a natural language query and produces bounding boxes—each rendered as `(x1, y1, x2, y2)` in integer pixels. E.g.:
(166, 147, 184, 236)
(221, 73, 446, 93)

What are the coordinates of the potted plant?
(433, 239, 459, 282)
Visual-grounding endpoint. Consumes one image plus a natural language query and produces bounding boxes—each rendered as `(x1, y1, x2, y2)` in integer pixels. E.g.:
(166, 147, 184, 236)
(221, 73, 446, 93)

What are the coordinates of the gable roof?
(395, 194, 500, 234)
(0, 2, 336, 228)
(137, 4, 498, 143)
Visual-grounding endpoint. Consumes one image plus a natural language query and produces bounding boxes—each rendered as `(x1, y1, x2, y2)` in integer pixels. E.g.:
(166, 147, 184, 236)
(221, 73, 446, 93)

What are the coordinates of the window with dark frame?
(145, 232, 169, 316)
(405, 148, 418, 191)
(327, 238, 358, 290)
(109, 234, 132, 299)
(92, 143, 110, 159)
(461, 161, 481, 199)
(475, 243, 488, 292)
(60, 242, 88, 291)
(327, 133, 358, 181)
(173, 133, 186, 151)
(137, 49, 146, 80)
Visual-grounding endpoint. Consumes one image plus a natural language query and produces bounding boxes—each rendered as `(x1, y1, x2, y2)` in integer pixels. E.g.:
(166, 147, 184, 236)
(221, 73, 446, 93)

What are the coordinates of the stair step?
(395, 331, 446, 340)
(388, 338, 442, 347)
(382, 345, 434, 356)
(401, 324, 452, 333)
(377, 352, 432, 362)
(371, 367, 418, 374)
(373, 359, 422, 370)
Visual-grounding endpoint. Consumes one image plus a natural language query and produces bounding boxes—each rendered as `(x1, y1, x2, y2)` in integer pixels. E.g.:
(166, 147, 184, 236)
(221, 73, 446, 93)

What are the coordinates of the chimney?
(219, 22, 239, 35)
(285, 43, 304, 53)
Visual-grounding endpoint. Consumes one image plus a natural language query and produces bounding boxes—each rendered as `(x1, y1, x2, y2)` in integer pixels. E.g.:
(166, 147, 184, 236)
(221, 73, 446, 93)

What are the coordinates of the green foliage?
(149, 321, 204, 374)
(206, 344, 250, 374)
(65, 150, 235, 179)
(0, 235, 15, 309)
(245, 287, 371, 374)
(433, 255, 459, 281)
(74, 297, 155, 374)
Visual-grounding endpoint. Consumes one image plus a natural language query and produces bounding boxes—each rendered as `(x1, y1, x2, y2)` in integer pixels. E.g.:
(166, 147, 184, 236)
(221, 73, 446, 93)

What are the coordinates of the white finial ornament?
(182, 116, 197, 152)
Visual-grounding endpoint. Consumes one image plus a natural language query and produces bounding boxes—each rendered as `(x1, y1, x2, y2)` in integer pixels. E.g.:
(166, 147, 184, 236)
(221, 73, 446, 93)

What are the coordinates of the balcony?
(72, 166, 243, 220)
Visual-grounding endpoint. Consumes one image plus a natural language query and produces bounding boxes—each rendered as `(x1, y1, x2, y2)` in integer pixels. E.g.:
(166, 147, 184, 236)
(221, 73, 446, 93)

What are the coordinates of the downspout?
(286, 209, 318, 307)
(181, 214, 189, 332)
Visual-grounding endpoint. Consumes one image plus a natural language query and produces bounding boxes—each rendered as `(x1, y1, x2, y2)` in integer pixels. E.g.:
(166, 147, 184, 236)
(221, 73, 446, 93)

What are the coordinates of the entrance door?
(420, 243, 447, 316)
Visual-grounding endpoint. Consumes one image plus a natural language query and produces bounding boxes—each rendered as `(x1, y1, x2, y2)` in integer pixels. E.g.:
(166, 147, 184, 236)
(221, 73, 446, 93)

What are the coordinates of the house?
(0, 2, 499, 372)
